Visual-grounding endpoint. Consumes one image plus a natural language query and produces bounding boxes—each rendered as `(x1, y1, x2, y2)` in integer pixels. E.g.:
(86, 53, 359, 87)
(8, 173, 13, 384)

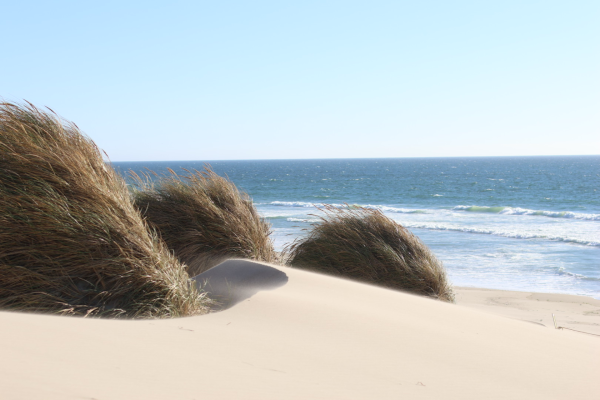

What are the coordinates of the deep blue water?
(113, 156, 600, 298)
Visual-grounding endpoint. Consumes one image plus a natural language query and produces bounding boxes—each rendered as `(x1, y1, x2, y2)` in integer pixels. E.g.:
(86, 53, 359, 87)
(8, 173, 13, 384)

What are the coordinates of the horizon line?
(108, 154, 600, 163)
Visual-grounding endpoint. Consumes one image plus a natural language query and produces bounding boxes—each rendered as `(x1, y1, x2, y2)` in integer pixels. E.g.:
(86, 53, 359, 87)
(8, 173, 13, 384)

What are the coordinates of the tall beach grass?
(284, 205, 455, 302)
(0, 101, 208, 318)
(131, 167, 277, 277)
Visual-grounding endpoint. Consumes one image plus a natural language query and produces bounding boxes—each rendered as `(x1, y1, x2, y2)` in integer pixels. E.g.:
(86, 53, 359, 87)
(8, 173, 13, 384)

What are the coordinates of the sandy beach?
(1, 260, 599, 400)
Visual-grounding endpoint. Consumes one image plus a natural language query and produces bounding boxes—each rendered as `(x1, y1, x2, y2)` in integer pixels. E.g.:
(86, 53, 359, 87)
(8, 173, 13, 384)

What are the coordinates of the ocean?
(113, 156, 600, 299)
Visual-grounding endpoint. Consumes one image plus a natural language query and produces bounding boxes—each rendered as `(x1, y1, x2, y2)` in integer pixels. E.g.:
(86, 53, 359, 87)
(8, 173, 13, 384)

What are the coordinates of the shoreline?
(2, 261, 598, 399)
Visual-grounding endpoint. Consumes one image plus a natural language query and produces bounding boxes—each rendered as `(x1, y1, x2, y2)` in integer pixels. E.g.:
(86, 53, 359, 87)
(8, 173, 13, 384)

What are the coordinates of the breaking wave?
(453, 205, 600, 221)
(267, 201, 428, 214)
(402, 222, 600, 247)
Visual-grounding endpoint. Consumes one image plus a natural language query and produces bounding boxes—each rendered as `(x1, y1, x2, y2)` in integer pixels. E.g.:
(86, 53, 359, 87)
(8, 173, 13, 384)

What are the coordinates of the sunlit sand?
(2, 259, 598, 399)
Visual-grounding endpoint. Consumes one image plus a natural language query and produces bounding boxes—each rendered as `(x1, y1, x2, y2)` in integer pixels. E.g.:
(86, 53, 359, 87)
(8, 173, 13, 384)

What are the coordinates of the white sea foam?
(263, 200, 600, 247)
(557, 267, 600, 281)
(266, 201, 600, 223)
(453, 205, 600, 221)
(269, 201, 317, 208)
(361, 204, 428, 214)
(268, 201, 428, 214)
(268, 201, 599, 221)
(286, 217, 320, 223)
(402, 222, 600, 247)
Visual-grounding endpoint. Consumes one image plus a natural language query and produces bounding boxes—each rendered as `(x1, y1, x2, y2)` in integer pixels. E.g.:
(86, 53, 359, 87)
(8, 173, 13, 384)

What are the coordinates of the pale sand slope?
(455, 287, 600, 335)
(0, 260, 598, 400)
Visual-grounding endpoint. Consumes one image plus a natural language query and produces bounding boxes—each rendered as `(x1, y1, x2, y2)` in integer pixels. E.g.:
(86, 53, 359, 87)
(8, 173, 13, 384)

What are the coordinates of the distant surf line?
(261, 201, 600, 221)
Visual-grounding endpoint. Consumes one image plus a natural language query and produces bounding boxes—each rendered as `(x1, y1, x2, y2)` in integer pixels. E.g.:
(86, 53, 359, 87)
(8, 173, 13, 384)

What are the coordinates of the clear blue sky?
(2, 1, 598, 161)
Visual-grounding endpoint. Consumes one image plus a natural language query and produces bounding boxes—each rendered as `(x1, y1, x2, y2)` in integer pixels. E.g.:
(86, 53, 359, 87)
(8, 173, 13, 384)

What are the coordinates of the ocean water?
(113, 156, 600, 299)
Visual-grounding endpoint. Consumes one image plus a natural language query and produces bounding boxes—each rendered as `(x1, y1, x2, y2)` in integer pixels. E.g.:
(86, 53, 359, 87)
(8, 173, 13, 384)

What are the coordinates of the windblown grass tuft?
(0, 101, 208, 318)
(131, 167, 277, 276)
(284, 205, 454, 302)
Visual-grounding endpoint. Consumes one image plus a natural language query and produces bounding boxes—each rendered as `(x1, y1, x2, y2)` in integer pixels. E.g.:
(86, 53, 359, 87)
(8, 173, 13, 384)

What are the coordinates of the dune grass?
(284, 205, 455, 302)
(131, 167, 278, 277)
(0, 101, 209, 318)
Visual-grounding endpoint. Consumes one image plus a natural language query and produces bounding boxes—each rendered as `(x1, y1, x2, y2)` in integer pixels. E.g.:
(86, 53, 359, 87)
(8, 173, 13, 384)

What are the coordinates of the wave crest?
(453, 205, 600, 221)
(403, 222, 600, 247)
(268, 201, 428, 214)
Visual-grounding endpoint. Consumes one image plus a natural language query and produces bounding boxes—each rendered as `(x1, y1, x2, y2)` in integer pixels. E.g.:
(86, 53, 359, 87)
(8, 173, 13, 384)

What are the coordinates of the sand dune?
(1, 259, 598, 399)
(455, 286, 600, 335)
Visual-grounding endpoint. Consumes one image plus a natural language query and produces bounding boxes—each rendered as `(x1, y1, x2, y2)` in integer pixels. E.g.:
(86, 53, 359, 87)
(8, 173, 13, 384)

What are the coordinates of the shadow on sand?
(191, 259, 288, 311)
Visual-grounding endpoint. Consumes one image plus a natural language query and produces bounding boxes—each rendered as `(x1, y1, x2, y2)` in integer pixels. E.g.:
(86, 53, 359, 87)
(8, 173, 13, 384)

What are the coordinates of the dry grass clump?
(284, 205, 454, 302)
(0, 101, 208, 318)
(131, 167, 277, 277)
